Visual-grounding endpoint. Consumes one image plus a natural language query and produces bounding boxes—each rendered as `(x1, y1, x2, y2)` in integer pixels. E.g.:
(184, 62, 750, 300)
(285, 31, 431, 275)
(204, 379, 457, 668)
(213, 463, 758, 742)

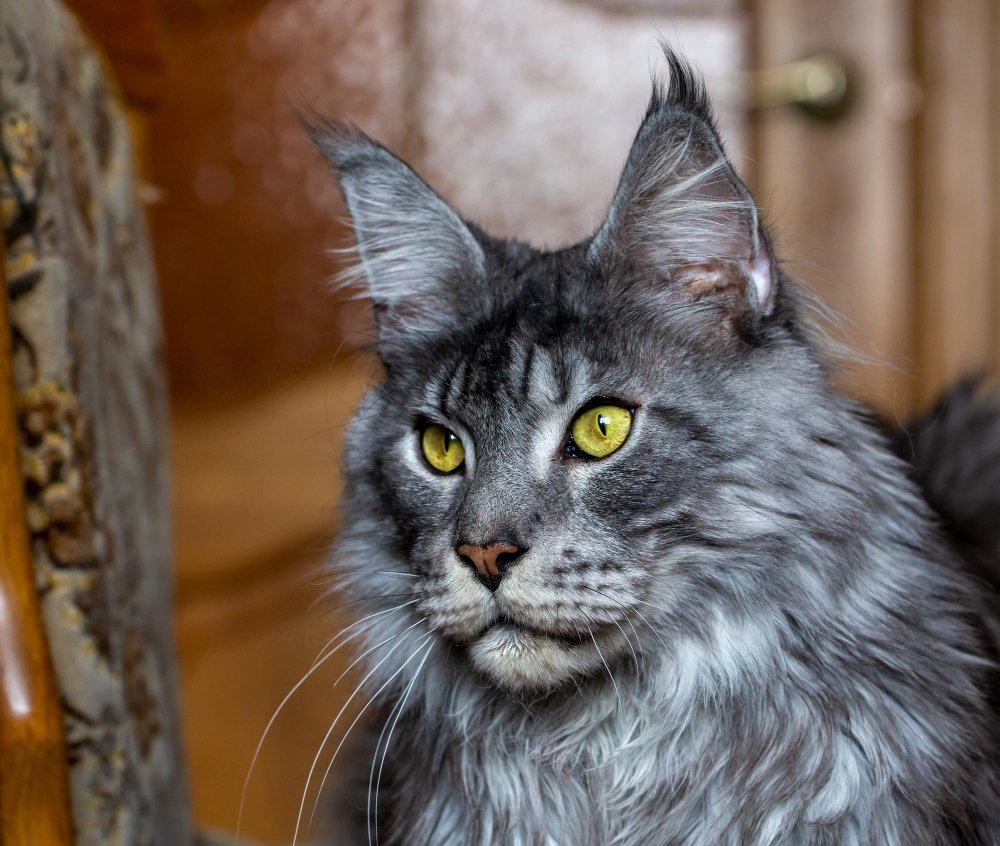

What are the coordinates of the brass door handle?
(744, 53, 854, 119)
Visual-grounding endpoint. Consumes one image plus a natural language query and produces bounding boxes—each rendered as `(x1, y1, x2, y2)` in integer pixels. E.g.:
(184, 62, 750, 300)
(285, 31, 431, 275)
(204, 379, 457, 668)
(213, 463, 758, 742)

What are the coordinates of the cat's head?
(316, 51, 833, 693)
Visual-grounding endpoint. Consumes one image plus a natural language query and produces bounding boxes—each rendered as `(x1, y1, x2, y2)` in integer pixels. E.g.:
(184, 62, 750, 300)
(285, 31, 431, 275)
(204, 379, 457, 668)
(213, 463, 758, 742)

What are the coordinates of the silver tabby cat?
(311, 48, 1000, 846)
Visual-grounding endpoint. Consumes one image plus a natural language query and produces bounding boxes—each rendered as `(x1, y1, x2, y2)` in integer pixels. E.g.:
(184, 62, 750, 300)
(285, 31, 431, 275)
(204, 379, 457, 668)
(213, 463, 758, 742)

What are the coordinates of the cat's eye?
(568, 404, 633, 459)
(421, 423, 466, 473)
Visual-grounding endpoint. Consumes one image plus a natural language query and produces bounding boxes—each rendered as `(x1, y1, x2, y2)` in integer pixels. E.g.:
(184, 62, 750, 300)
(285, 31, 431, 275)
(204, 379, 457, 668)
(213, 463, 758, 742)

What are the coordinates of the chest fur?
(384, 690, 940, 846)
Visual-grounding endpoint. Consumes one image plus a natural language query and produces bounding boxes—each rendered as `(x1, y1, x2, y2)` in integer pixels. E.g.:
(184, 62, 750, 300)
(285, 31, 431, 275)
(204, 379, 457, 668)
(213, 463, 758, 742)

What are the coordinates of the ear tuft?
(651, 40, 715, 124)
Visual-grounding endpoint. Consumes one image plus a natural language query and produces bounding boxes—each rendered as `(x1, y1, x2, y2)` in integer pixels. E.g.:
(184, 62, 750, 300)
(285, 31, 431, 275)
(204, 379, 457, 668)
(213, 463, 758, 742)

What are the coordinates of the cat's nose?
(456, 541, 526, 592)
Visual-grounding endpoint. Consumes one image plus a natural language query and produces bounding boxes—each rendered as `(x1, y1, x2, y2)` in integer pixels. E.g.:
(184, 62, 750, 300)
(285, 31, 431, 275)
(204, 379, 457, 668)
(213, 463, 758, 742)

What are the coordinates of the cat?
(310, 47, 1000, 845)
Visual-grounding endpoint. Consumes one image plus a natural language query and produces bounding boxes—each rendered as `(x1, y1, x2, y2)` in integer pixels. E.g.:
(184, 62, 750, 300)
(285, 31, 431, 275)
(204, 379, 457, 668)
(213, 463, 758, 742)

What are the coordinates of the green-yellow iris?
(571, 404, 633, 458)
(421, 423, 465, 473)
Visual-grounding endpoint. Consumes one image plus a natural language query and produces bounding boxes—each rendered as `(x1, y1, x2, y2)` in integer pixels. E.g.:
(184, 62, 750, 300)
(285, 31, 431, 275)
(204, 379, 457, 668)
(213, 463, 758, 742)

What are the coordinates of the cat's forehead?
(390, 245, 694, 424)
(427, 325, 586, 423)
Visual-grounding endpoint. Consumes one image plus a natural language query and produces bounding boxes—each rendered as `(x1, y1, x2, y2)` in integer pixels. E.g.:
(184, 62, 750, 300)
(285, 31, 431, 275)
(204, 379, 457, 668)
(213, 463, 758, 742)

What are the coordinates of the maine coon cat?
(310, 48, 1000, 845)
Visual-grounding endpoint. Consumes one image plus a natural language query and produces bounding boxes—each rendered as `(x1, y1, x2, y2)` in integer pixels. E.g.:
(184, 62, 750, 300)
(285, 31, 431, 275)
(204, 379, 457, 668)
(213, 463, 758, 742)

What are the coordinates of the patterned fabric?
(0, 2, 192, 844)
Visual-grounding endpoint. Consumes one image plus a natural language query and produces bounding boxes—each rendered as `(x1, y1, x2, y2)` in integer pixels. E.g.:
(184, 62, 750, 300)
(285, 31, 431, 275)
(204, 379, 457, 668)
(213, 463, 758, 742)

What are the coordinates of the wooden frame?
(0, 247, 73, 843)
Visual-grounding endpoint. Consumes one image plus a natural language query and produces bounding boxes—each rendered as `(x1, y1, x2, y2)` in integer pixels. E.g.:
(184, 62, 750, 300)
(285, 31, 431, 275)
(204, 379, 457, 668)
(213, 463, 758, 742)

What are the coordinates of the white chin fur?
(467, 624, 624, 692)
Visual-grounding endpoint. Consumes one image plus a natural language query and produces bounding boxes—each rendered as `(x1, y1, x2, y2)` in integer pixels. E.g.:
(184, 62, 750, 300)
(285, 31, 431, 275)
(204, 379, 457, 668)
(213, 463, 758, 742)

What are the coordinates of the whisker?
(371, 640, 433, 845)
(634, 597, 678, 619)
(582, 585, 670, 651)
(589, 628, 622, 708)
(315, 589, 413, 612)
(310, 600, 419, 670)
(318, 593, 417, 620)
(333, 617, 427, 687)
(308, 568, 419, 588)
(291, 628, 425, 846)
(612, 617, 641, 672)
(626, 604, 670, 650)
(579, 586, 646, 663)
(304, 632, 434, 838)
(577, 599, 640, 675)
(367, 686, 406, 845)
(237, 611, 384, 839)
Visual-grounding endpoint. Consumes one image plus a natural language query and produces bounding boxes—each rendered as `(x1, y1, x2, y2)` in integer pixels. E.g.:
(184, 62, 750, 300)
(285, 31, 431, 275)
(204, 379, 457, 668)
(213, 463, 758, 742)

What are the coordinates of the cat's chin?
(466, 622, 624, 692)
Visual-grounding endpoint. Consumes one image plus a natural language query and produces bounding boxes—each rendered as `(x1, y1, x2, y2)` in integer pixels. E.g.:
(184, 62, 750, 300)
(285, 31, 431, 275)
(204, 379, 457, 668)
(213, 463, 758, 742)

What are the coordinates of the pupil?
(597, 414, 608, 437)
(443, 432, 453, 453)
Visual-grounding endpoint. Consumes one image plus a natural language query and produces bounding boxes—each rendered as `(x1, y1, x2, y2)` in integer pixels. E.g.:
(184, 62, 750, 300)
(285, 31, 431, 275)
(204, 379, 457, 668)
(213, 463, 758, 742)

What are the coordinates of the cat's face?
(320, 59, 817, 691)
(350, 269, 759, 690)
(340, 250, 819, 692)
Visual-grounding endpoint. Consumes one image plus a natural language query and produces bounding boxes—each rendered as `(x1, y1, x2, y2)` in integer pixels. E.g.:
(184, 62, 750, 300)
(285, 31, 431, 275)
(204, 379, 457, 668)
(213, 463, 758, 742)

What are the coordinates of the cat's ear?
(590, 49, 776, 320)
(310, 121, 485, 347)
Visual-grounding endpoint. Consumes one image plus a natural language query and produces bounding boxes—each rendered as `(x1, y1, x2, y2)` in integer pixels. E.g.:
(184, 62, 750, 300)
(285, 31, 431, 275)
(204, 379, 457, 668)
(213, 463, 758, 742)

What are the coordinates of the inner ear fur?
(590, 47, 777, 321)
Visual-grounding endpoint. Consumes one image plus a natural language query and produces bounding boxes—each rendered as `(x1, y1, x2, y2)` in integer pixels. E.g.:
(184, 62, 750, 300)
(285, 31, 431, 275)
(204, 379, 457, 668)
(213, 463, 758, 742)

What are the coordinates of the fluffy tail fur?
(892, 379, 1000, 589)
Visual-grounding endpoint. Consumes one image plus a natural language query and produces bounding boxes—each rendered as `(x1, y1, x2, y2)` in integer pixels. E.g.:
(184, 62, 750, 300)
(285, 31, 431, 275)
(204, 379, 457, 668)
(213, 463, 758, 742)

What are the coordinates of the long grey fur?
(312, 47, 1000, 846)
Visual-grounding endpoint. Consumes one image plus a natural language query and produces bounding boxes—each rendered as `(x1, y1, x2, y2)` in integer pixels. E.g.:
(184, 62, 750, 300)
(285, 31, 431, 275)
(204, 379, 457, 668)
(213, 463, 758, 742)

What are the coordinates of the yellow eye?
(570, 404, 633, 458)
(421, 423, 466, 473)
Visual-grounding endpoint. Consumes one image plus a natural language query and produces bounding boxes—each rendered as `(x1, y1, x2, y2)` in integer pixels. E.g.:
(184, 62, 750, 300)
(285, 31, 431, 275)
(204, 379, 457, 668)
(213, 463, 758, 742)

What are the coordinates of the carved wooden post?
(0, 234, 74, 846)
(0, 1, 194, 843)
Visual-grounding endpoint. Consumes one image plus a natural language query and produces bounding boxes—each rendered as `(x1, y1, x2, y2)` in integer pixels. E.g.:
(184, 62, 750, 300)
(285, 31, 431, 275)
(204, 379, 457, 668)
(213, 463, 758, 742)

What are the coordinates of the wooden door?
(753, 0, 1000, 415)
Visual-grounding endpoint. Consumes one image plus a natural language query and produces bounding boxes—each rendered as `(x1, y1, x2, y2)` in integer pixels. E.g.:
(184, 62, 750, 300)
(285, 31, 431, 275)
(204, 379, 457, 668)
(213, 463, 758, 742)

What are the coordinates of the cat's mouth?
(475, 614, 594, 648)
(464, 611, 627, 691)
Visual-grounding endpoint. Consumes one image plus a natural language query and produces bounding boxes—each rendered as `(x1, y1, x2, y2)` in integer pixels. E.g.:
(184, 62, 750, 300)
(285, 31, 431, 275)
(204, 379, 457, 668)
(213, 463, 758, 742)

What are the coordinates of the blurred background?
(56, 0, 1000, 842)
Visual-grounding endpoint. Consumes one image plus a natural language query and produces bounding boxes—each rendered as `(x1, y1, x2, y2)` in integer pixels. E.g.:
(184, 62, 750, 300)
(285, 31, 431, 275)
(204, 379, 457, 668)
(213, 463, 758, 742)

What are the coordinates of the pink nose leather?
(456, 542, 520, 578)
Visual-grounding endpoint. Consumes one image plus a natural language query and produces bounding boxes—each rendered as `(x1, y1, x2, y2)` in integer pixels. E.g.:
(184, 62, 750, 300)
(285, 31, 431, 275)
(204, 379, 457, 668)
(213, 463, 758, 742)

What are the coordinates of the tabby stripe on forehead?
(553, 348, 571, 405)
(437, 360, 460, 416)
(441, 358, 469, 417)
(520, 343, 536, 403)
(499, 335, 520, 399)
